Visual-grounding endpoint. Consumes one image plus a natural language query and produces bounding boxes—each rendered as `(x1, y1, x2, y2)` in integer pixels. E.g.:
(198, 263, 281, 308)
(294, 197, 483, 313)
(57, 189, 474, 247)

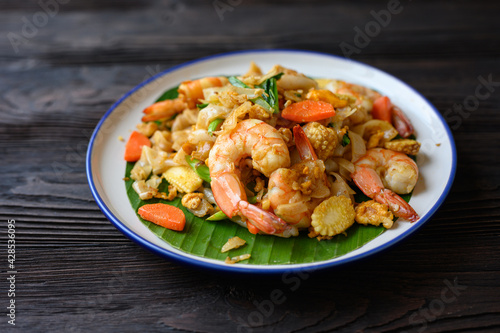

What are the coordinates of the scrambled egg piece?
(384, 139, 421, 156)
(181, 193, 204, 210)
(355, 200, 394, 229)
(181, 192, 214, 217)
(366, 130, 385, 149)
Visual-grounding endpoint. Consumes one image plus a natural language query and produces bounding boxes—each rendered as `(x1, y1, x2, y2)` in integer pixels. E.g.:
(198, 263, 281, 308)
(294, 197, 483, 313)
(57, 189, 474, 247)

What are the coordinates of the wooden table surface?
(1, 1, 499, 332)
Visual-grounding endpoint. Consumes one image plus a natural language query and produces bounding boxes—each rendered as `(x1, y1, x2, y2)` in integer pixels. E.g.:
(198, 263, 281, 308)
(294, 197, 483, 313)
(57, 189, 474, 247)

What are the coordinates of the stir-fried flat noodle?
(128, 62, 422, 240)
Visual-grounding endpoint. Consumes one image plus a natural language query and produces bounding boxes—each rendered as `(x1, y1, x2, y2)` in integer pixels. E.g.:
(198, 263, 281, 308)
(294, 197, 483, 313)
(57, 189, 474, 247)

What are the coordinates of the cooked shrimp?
(268, 126, 330, 228)
(142, 77, 228, 122)
(207, 119, 292, 235)
(142, 98, 187, 122)
(179, 76, 228, 108)
(372, 95, 415, 138)
(351, 148, 419, 222)
(325, 80, 381, 125)
(333, 80, 381, 102)
(392, 105, 414, 138)
(268, 166, 313, 228)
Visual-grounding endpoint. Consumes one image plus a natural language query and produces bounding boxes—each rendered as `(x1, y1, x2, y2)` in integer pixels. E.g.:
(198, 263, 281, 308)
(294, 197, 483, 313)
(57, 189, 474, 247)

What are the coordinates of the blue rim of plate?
(86, 49, 457, 274)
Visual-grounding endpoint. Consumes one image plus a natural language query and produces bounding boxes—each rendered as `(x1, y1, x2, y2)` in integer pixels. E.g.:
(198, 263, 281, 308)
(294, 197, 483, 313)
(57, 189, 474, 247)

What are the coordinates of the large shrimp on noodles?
(351, 148, 419, 222)
(207, 119, 293, 235)
(268, 126, 330, 228)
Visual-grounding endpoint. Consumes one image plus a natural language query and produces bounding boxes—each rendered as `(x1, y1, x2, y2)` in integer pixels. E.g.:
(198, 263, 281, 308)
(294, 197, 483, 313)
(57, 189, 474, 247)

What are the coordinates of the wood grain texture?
(1, 0, 500, 332)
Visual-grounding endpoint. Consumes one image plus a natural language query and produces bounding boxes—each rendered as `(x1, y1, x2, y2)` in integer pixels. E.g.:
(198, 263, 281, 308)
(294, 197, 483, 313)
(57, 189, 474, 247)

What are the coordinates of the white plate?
(86, 50, 456, 273)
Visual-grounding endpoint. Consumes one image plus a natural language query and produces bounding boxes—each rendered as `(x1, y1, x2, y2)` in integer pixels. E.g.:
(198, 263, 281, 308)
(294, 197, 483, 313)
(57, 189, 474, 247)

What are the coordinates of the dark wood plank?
(1, 1, 499, 65)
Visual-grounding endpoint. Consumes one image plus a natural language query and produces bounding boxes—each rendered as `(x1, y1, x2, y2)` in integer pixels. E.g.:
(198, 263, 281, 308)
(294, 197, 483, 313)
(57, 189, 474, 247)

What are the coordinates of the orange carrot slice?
(372, 96, 393, 123)
(138, 203, 186, 231)
(281, 100, 335, 122)
(124, 131, 151, 162)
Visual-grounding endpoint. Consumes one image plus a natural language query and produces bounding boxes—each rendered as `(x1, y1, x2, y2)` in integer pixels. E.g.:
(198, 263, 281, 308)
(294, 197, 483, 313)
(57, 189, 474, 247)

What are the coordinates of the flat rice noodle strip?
(196, 104, 231, 129)
(201, 187, 216, 204)
(203, 85, 263, 101)
(324, 158, 339, 173)
(221, 101, 252, 132)
(332, 106, 357, 123)
(339, 166, 352, 181)
(188, 129, 216, 144)
(333, 157, 355, 173)
(329, 172, 356, 198)
(348, 131, 366, 163)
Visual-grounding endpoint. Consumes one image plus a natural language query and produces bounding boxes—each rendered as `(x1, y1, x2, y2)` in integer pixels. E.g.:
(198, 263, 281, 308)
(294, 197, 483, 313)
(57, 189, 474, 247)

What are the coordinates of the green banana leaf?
(125, 163, 387, 265)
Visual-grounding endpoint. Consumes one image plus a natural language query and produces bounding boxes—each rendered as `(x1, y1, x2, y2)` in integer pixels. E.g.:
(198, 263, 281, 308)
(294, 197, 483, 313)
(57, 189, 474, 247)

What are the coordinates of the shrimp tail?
(293, 125, 318, 160)
(392, 106, 414, 138)
(238, 201, 290, 234)
(352, 167, 380, 198)
(211, 173, 246, 218)
(352, 164, 419, 222)
(375, 189, 419, 222)
(212, 172, 291, 234)
(208, 119, 293, 235)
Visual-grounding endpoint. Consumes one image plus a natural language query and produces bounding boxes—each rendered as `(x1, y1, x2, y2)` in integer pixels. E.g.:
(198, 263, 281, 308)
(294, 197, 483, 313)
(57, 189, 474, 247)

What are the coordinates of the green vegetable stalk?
(206, 210, 229, 221)
(228, 74, 283, 114)
(185, 155, 212, 183)
(208, 118, 224, 135)
(341, 132, 351, 147)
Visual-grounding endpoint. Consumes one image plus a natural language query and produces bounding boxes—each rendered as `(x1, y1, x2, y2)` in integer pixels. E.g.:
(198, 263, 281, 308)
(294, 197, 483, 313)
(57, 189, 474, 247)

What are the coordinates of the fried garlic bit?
(310, 196, 355, 237)
(302, 122, 338, 160)
(355, 200, 394, 229)
(221, 236, 246, 253)
(383, 139, 421, 155)
(225, 254, 251, 264)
